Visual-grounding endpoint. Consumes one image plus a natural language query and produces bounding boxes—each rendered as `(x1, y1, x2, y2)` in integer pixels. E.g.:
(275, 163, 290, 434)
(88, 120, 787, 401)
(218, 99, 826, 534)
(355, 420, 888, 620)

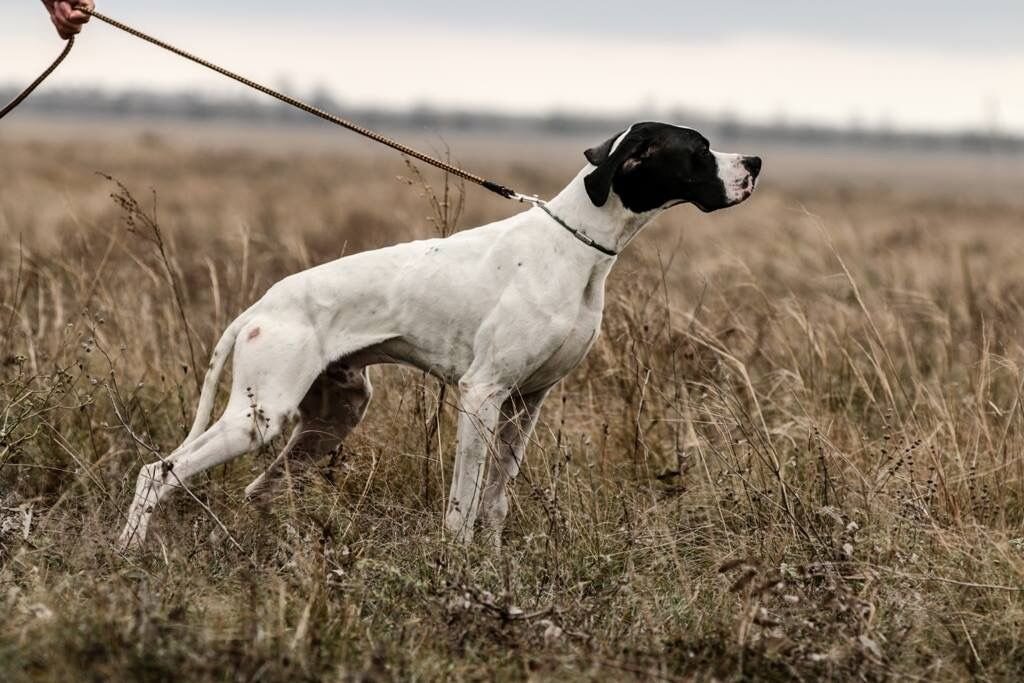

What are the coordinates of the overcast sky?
(5, 1, 1024, 132)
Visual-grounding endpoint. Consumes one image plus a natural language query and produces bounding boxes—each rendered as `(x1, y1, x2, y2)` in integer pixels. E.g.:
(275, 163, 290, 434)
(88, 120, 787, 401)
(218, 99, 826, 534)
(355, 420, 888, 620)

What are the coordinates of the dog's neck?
(543, 166, 660, 256)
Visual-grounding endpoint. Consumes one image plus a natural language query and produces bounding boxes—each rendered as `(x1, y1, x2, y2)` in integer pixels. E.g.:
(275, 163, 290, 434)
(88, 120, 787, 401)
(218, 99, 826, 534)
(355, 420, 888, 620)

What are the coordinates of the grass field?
(3, 121, 1024, 681)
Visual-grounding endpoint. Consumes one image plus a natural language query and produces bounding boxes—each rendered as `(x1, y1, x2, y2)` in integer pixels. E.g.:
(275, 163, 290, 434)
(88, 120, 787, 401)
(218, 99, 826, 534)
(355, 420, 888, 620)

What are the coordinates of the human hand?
(41, 0, 94, 40)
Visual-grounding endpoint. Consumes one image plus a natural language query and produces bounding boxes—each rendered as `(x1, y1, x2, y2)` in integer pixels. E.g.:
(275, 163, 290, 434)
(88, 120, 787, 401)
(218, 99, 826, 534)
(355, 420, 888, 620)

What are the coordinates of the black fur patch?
(583, 122, 734, 213)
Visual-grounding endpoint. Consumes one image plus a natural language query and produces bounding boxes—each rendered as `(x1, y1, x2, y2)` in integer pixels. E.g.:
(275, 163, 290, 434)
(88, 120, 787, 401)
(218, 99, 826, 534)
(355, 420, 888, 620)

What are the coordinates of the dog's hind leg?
(244, 362, 373, 502)
(479, 388, 549, 543)
(117, 319, 326, 550)
(118, 408, 288, 550)
(242, 420, 306, 503)
(241, 417, 305, 501)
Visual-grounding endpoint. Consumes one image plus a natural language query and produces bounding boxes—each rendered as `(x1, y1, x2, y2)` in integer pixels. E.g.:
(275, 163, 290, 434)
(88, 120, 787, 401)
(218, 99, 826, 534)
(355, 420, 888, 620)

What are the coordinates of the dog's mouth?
(726, 172, 759, 206)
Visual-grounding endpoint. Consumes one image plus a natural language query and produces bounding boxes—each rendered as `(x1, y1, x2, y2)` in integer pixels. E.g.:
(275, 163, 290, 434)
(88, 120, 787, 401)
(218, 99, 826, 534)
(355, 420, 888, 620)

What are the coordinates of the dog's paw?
(444, 510, 475, 545)
(207, 525, 227, 546)
(243, 476, 268, 503)
(116, 525, 144, 553)
(477, 525, 504, 552)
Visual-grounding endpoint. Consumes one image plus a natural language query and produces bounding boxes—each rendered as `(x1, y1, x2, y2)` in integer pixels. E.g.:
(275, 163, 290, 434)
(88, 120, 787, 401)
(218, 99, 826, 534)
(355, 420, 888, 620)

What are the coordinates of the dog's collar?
(537, 204, 618, 257)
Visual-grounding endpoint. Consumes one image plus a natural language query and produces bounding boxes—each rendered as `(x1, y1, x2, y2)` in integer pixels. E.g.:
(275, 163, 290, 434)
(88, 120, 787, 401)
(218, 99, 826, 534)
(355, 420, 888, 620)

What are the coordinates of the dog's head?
(583, 122, 761, 213)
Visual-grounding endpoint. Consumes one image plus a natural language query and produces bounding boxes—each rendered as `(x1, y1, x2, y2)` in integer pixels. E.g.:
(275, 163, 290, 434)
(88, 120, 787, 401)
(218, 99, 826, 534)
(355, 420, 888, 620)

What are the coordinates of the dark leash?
(0, 36, 75, 120)
(2, 8, 618, 256)
(3, 9, 520, 199)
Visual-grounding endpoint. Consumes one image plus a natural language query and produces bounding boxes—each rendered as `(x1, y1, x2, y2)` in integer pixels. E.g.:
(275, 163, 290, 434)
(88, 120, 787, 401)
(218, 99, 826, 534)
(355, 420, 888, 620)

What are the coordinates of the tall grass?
(2, 136, 1024, 680)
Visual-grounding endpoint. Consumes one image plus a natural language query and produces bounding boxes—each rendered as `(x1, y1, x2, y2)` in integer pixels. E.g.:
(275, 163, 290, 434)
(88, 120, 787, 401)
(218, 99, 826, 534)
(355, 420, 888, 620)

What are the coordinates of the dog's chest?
(521, 275, 605, 391)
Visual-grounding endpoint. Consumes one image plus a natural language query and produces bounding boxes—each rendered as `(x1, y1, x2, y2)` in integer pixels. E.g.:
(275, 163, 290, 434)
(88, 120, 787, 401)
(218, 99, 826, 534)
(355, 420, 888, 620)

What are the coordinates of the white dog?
(118, 122, 761, 549)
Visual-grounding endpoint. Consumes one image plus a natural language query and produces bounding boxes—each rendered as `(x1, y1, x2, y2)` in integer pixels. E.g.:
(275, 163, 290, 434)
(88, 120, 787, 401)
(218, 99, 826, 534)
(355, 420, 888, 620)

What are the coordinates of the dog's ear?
(584, 130, 623, 167)
(583, 129, 643, 207)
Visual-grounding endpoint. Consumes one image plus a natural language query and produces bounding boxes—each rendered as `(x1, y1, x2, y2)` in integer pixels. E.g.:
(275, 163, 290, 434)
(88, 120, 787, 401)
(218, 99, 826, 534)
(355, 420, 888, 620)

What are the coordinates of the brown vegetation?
(3, 130, 1024, 680)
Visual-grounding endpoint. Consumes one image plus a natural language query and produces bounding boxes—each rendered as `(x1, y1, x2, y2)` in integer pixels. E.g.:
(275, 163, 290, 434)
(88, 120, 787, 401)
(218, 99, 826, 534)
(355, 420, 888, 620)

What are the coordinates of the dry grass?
(3, 129, 1024, 681)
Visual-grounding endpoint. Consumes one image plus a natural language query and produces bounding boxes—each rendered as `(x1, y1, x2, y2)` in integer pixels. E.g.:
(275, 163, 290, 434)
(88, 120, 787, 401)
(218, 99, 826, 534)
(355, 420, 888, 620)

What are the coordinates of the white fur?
(713, 150, 757, 204)
(117, 129, 757, 550)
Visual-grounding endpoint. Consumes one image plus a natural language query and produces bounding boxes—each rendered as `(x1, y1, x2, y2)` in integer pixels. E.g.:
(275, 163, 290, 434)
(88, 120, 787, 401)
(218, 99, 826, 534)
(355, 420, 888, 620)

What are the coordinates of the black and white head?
(583, 122, 762, 214)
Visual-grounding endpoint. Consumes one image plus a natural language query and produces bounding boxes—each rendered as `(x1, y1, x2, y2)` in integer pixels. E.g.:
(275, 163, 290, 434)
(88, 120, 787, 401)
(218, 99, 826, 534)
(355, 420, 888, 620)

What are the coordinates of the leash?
(80, 7, 525, 201)
(3, 7, 618, 256)
(0, 36, 75, 120)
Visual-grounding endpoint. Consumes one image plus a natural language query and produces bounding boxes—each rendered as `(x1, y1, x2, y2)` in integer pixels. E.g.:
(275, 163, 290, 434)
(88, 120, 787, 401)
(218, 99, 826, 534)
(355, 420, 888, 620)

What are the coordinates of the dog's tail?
(182, 308, 253, 445)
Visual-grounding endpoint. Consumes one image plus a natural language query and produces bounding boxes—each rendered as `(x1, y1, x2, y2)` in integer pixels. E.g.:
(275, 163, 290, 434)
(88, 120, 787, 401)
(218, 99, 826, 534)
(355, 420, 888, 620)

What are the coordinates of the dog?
(117, 122, 761, 549)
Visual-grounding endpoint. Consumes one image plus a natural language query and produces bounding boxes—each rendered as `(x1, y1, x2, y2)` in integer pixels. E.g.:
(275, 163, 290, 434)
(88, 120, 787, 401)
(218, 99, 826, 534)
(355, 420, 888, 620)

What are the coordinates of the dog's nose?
(743, 156, 762, 179)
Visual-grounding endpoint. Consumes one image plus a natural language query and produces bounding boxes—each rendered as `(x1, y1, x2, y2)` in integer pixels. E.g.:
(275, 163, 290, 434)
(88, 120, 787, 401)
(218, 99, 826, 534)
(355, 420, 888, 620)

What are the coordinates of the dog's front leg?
(446, 382, 508, 544)
(479, 388, 550, 545)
